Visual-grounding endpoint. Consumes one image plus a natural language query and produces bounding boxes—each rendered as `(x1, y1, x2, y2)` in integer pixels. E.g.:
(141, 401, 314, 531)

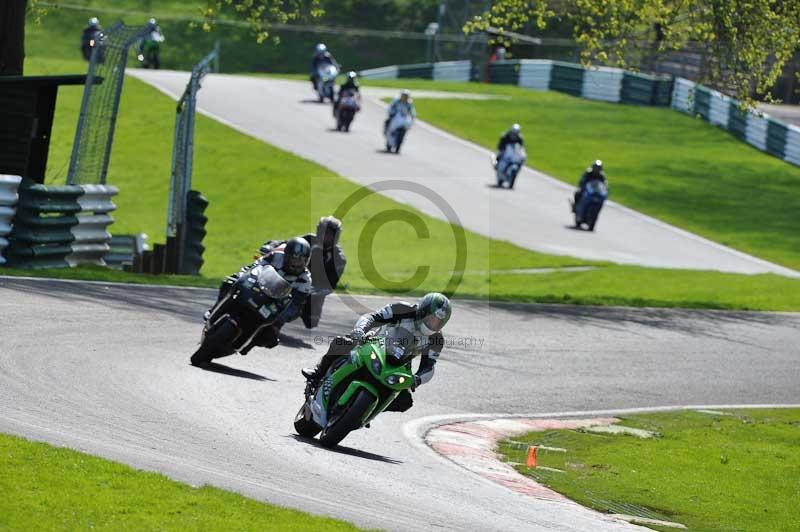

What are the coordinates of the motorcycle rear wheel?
(319, 390, 373, 448)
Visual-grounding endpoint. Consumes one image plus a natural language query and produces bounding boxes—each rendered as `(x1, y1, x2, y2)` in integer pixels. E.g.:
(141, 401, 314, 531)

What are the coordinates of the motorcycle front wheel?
(190, 318, 238, 366)
(319, 390, 374, 448)
(294, 404, 322, 438)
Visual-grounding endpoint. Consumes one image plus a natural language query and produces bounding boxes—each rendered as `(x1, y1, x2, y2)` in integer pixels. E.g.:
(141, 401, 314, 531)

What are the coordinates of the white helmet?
(511, 123, 521, 133)
(315, 43, 327, 54)
(400, 89, 411, 99)
(88, 17, 100, 28)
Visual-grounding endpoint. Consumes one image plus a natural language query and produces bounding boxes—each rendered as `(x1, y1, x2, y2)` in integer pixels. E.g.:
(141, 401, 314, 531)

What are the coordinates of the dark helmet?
(591, 159, 603, 172)
(416, 292, 452, 335)
(88, 17, 100, 29)
(283, 237, 311, 275)
(147, 17, 157, 29)
(316, 215, 342, 248)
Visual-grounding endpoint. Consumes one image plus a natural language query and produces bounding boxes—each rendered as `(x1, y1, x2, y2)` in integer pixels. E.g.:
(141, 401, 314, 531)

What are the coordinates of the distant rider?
(205, 237, 312, 350)
(384, 89, 416, 134)
(310, 43, 339, 90)
(258, 216, 347, 328)
(333, 71, 360, 116)
(496, 123, 524, 166)
(80, 17, 102, 61)
(302, 293, 452, 413)
(573, 160, 607, 212)
(137, 18, 165, 68)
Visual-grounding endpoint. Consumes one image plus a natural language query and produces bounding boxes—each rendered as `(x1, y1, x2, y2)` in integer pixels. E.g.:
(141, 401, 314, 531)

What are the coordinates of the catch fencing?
(0, 175, 22, 265)
(670, 77, 800, 168)
(163, 47, 218, 275)
(67, 22, 149, 185)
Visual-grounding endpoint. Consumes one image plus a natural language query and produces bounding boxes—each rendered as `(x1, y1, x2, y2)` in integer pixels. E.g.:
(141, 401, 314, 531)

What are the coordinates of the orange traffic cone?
(526, 446, 538, 468)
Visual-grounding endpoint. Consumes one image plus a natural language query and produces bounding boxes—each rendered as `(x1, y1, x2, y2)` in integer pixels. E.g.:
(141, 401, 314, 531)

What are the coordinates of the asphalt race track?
(129, 69, 799, 277)
(2, 278, 799, 530)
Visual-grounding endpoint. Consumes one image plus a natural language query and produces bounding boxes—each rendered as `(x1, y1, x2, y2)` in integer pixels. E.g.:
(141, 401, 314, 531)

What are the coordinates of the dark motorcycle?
(81, 29, 104, 62)
(335, 89, 361, 132)
(190, 264, 292, 366)
(573, 180, 608, 231)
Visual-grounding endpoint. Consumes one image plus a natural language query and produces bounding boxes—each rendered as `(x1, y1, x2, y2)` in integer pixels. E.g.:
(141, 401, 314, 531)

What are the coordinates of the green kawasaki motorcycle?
(294, 327, 416, 448)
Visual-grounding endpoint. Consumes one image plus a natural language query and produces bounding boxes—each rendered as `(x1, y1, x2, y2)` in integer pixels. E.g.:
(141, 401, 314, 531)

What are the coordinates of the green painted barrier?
(728, 102, 748, 141)
(6, 178, 83, 268)
(488, 61, 520, 85)
(693, 86, 712, 120)
(182, 190, 208, 275)
(549, 62, 584, 97)
(766, 119, 788, 159)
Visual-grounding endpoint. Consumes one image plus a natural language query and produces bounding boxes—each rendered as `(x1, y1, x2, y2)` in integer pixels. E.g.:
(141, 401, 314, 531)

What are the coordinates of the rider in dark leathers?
(80, 17, 102, 61)
(333, 71, 360, 117)
(573, 160, 607, 212)
(302, 293, 452, 412)
(496, 123, 524, 165)
(206, 237, 312, 351)
(310, 43, 339, 90)
(258, 216, 346, 329)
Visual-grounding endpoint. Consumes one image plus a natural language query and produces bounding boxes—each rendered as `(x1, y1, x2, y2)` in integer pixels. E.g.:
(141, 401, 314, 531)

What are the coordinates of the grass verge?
(499, 409, 800, 531)
(0, 432, 364, 531)
(3, 58, 799, 311)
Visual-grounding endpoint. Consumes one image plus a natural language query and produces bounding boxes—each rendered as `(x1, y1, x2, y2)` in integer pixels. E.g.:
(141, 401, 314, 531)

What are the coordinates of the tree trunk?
(0, 0, 27, 76)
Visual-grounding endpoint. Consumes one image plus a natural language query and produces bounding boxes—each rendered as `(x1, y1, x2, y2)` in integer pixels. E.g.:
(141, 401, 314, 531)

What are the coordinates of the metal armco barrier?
(0, 175, 22, 265)
(518, 60, 551, 90)
(5, 179, 83, 268)
(358, 65, 399, 80)
(67, 184, 118, 266)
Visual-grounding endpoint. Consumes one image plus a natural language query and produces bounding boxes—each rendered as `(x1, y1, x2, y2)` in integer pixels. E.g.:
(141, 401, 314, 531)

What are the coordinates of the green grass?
(356, 78, 800, 270)
(7, 57, 800, 311)
(499, 409, 800, 531)
(0, 432, 365, 531)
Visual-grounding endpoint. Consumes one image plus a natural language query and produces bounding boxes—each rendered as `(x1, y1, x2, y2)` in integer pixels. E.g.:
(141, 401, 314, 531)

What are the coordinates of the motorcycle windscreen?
(586, 181, 608, 196)
(383, 327, 417, 365)
(257, 265, 293, 299)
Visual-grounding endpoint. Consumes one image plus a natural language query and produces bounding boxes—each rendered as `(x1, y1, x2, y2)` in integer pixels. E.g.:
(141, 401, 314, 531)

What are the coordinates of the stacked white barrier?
(432, 60, 471, 81)
(581, 66, 624, 103)
(67, 184, 119, 266)
(0, 175, 22, 266)
(708, 89, 731, 128)
(671, 77, 695, 113)
(785, 126, 800, 166)
(745, 112, 769, 151)
(358, 65, 399, 80)
(517, 60, 552, 90)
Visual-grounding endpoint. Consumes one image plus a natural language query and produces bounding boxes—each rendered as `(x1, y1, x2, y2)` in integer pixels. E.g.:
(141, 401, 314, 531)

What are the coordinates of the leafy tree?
(465, 0, 800, 104)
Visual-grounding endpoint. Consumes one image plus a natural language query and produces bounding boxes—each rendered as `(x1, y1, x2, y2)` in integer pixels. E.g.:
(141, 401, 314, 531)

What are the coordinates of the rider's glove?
(350, 328, 365, 343)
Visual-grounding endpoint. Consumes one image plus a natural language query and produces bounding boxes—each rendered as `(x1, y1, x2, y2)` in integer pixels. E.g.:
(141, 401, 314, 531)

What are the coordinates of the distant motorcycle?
(385, 110, 413, 154)
(190, 264, 292, 366)
(138, 31, 164, 69)
(335, 89, 361, 132)
(573, 180, 608, 231)
(81, 29, 104, 62)
(315, 64, 339, 102)
(495, 143, 526, 189)
(294, 327, 417, 448)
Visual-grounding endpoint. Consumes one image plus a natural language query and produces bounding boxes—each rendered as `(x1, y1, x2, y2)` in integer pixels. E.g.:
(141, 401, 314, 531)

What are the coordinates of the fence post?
(165, 47, 219, 275)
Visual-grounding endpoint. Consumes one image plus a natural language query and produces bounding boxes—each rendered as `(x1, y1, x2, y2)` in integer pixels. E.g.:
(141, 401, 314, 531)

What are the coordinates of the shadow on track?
(287, 434, 403, 464)
(278, 333, 315, 349)
(190, 361, 275, 381)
